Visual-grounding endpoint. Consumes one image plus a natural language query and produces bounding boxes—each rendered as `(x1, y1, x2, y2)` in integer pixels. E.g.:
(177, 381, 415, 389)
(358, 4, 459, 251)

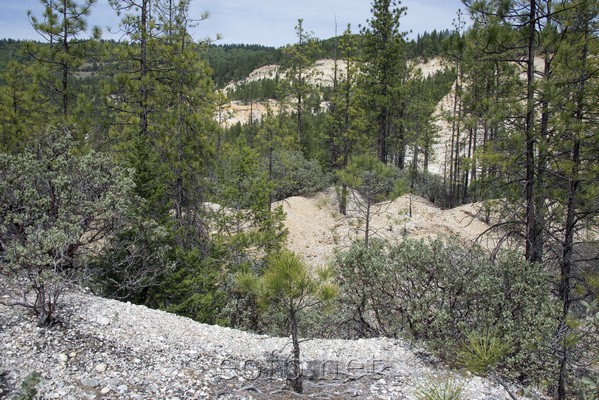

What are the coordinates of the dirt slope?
(277, 188, 496, 266)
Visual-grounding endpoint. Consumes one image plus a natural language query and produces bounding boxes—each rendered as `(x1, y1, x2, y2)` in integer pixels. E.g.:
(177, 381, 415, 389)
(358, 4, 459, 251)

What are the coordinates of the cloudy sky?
(0, 0, 466, 47)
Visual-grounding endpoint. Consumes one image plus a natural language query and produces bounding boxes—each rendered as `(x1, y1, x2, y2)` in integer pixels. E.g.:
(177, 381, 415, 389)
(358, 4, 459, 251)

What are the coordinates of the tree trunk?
(364, 198, 371, 248)
(289, 305, 303, 393)
(62, 3, 69, 117)
(524, 0, 541, 263)
(557, 16, 588, 397)
(140, 0, 149, 138)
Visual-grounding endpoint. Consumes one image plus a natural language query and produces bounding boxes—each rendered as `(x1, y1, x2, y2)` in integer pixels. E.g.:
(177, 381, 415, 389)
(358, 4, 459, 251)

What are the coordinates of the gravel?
(0, 287, 534, 399)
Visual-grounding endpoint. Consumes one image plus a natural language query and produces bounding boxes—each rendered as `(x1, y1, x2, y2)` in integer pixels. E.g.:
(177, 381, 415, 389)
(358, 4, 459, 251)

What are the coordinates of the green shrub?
(334, 238, 560, 386)
(0, 128, 138, 325)
(13, 372, 41, 400)
(415, 376, 464, 400)
(457, 330, 510, 375)
(268, 149, 329, 201)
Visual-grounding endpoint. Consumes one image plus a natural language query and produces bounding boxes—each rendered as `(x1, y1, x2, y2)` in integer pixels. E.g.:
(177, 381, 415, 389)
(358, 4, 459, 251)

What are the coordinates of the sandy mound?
(277, 189, 497, 266)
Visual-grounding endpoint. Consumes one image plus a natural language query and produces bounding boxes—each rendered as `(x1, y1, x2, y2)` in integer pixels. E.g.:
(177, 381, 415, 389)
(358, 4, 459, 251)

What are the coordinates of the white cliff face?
(218, 59, 350, 127)
(0, 285, 531, 400)
(217, 58, 454, 166)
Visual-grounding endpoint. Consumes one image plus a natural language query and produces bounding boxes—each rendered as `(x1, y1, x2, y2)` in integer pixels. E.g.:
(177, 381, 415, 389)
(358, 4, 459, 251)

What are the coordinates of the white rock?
(94, 363, 107, 373)
(80, 377, 100, 388)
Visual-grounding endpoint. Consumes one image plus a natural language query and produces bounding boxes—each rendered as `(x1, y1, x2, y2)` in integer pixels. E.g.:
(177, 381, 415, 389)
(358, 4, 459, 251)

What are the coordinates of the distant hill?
(0, 30, 453, 88)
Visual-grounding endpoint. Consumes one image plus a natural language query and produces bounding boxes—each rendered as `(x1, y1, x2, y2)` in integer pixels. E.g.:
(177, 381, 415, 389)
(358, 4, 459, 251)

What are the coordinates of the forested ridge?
(0, 0, 597, 399)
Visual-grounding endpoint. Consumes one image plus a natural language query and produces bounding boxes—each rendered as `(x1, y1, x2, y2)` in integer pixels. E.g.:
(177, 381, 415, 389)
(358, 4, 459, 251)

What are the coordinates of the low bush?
(415, 376, 464, 400)
(334, 238, 560, 386)
(0, 128, 139, 325)
(268, 149, 330, 201)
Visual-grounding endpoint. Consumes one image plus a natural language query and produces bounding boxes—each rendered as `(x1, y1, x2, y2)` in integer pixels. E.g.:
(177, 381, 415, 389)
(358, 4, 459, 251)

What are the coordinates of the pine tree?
(282, 19, 320, 152)
(548, 1, 599, 396)
(359, 0, 408, 165)
(0, 61, 45, 153)
(327, 24, 367, 214)
(106, 0, 168, 217)
(27, 0, 100, 120)
(237, 250, 337, 393)
(463, 1, 599, 396)
(151, 0, 216, 222)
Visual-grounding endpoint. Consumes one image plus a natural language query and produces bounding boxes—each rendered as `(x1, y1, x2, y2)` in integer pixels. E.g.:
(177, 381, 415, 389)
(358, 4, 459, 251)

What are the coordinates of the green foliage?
(0, 61, 46, 153)
(204, 127, 289, 330)
(90, 216, 173, 303)
(205, 44, 282, 88)
(571, 295, 599, 400)
(337, 155, 404, 245)
(0, 40, 32, 78)
(359, 0, 409, 164)
(12, 372, 42, 400)
(251, 251, 338, 308)
(415, 376, 464, 400)
(457, 330, 510, 375)
(268, 149, 330, 201)
(227, 78, 289, 102)
(0, 127, 136, 325)
(236, 249, 338, 393)
(334, 238, 559, 385)
(157, 247, 226, 325)
(26, 0, 101, 119)
(406, 29, 453, 60)
(338, 154, 401, 204)
(282, 19, 322, 152)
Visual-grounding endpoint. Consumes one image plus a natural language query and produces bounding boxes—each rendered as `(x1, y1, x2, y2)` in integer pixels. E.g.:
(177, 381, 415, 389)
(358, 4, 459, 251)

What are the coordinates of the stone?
(95, 363, 107, 373)
(80, 377, 100, 388)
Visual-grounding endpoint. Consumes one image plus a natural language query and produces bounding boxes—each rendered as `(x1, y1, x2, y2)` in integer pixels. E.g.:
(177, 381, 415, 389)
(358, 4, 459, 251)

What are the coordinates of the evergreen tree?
(359, 0, 409, 165)
(151, 0, 216, 222)
(282, 19, 320, 152)
(106, 0, 168, 217)
(237, 250, 337, 393)
(444, 10, 467, 206)
(327, 24, 367, 214)
(337, 154, 402, 247)
(462, 0, 599, 396)
(547, 1, 599, 396)
(27, 0, 101, 120)
(0, 61, 45, 153)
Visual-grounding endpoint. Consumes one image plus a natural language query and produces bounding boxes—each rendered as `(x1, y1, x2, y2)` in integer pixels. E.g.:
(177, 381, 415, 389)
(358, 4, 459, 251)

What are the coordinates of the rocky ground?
(0, 190, 520, 400)
(1, 286, 529, 400)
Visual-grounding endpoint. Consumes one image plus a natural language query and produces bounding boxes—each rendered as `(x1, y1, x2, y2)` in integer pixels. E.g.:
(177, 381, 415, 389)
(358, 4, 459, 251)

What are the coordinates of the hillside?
(278, 188, 497, 267)
(218, 57, 451, 129)
(0, 188, 522, 399)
